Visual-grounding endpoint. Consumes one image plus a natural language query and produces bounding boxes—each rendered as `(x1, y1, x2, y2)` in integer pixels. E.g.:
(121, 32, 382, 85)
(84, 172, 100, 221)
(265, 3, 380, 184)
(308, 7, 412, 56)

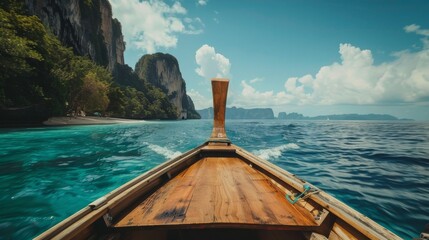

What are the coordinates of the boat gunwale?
(34, 142, 208, 240)
(233, 144, 401, 240)
(35, 141, 401, 240)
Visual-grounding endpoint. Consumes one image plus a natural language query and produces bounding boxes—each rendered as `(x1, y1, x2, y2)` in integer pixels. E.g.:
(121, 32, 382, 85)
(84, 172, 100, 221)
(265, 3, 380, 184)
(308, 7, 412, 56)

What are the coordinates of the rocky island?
(0, 0, 199, 127)
(135, 53, 200, 119)
(277, 112, 410, 121)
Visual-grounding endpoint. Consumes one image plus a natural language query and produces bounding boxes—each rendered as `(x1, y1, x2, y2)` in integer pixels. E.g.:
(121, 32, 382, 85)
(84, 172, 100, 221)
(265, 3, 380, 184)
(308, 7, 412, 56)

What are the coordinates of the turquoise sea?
(0, 120, 428, 239)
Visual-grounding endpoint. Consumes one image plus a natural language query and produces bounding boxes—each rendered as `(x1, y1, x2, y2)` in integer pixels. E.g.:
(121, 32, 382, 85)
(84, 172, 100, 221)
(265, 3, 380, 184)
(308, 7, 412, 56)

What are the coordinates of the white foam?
(253, 143, 299, 160)
(147, 144, 182, 159)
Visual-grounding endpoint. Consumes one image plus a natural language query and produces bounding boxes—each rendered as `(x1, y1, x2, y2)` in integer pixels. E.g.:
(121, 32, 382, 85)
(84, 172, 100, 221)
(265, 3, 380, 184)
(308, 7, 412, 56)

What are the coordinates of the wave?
(147, 143, 182, 159)
(253, 143, 299, 160)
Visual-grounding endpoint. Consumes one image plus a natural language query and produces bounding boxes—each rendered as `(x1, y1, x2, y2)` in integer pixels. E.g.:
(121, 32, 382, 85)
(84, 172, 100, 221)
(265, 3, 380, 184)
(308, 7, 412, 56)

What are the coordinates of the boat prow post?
(209, 78, 230, 144)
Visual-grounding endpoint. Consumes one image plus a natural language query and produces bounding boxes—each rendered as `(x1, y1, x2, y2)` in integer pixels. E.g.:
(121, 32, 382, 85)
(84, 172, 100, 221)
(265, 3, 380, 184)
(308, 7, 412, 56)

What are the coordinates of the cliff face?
(24, 0, 124, 70)
(135, 53, 200, 119)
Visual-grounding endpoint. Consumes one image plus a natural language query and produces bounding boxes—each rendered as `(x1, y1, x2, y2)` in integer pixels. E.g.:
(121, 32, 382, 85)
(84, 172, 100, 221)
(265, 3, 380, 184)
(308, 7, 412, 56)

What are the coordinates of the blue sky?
(110, 0, 429, 120)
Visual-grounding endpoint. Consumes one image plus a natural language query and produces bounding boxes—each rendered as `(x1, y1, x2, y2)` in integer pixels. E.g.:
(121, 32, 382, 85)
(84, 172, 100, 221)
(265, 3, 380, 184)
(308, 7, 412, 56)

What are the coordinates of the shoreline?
(43, 116, 145, 126)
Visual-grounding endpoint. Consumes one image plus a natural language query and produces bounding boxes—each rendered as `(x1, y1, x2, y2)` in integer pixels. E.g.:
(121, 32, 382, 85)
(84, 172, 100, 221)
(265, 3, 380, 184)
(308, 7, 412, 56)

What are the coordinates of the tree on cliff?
(62, 56, 111, 115)
(0, 2, 111, 116)
(107, 84, 177, 119)
(0, 7, 45, 107)
(0, 10, 42, 81)
(109, 64, 178, 119)
(1, 1, 179, 122)
(71, 71, 110, 114)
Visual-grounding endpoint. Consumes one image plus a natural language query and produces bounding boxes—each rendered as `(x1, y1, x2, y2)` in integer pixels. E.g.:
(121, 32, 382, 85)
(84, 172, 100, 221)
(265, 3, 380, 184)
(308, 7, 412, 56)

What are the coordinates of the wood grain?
(114, 157, 317, 229)
(210, 78, 229, 141)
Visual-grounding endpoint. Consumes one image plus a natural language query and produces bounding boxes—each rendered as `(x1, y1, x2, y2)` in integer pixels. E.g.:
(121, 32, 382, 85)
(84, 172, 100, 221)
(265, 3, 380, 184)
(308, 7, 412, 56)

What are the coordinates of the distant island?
(197, 107, 411, 120)
(198, 107, 274, 119)
(278, 112, 412, 121)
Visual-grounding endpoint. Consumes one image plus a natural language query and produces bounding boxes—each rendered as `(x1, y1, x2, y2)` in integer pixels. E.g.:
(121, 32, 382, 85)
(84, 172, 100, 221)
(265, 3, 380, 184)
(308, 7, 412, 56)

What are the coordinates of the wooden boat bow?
(35, 78, 402, 240)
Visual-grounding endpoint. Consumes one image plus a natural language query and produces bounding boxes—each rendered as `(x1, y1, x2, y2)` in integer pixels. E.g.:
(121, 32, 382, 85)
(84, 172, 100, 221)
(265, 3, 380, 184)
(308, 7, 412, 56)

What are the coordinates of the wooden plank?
(210, 158, 255, 224)
(231, 161, 314, 226)
(303, 232, 329, 240)
(201, 145, 234, 151)
(114, 157, 317, 229)
(328, 220, 369, 240)
(116, 160, 205, 226)
(234, 146, 401, 240)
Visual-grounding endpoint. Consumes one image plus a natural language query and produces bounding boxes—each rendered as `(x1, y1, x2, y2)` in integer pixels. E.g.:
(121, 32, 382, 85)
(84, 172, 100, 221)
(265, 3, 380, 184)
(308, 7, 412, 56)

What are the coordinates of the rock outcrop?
(278, 112, 287, 119)
(7, 0, 182, 122)
(24, 0, 124, 70)
(135, 53, 200, 119)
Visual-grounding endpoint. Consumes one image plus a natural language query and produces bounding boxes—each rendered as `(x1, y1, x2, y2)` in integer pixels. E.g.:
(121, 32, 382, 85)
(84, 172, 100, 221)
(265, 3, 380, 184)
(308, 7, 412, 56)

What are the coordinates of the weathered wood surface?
(115, 157, 316, 229)
(210, 78, 229, 141)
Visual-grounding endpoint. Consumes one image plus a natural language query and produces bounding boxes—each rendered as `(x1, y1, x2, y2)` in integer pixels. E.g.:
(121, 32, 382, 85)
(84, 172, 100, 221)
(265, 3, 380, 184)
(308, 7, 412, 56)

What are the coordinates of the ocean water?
(0, 120, 428, 239)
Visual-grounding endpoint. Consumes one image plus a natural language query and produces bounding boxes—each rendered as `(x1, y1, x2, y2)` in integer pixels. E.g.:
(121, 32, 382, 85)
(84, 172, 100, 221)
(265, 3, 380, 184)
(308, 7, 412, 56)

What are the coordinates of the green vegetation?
(111, 60, 178, 119)
(83, 0, 94, 7)
(0, 2, 110, 116)
(0, 1, 178, 121)
(107, 82, 177, 119)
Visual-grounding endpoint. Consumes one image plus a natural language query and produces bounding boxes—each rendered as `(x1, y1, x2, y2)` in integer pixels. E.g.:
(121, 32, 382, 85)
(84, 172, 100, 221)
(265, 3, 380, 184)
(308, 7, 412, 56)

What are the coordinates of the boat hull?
(35, 142, 400, 240)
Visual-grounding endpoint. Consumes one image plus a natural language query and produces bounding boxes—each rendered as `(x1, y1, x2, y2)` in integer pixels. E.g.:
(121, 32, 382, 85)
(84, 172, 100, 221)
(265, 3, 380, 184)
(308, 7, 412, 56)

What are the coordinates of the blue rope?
(286, 184, 312, 204)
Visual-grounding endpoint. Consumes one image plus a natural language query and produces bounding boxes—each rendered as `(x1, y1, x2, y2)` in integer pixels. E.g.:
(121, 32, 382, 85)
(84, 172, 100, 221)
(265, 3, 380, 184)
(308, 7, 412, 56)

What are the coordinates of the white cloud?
(197, 0, 208, 6)
(187, 89, 212, 109)
(304, 43, 429, 105)
(195, 44, 231, 79)
(301, 43, 382, 105)
(110, 0, 203, 53)
(232, 81, 294, 107)
(250, 77, 263, 83)
(233, 42, 429, 108)
(404, 24, 429, 37)
(183, 17, 204, 35)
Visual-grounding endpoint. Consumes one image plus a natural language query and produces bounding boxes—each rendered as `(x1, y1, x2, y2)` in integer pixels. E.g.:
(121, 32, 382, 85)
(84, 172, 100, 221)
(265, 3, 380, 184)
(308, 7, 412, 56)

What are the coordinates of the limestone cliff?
(24, 0, 124, 70)
(135, 53, 200, 119)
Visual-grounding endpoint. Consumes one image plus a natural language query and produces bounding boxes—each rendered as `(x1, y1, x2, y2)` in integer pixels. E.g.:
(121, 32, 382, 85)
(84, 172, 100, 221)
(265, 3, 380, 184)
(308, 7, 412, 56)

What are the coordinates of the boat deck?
(114, 157, 317, 229)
